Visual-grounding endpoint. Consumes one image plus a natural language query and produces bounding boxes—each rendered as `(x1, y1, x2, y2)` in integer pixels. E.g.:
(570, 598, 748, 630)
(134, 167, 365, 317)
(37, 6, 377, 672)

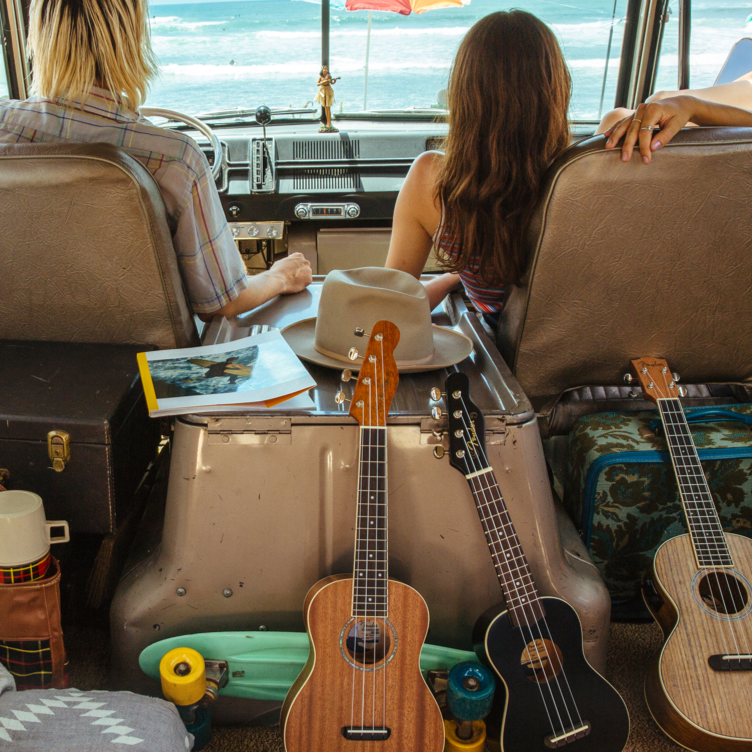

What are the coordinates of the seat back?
(0, 143, 199, 349)
(498, 127, 752, 414)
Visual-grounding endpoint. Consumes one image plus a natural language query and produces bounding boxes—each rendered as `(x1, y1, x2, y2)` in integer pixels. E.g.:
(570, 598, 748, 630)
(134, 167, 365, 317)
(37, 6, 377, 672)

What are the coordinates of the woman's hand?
(603, 97, 697, 164)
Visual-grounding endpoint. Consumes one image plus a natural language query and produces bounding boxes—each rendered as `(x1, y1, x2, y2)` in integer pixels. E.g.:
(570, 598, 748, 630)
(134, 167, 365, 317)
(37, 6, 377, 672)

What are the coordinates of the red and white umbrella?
(343, 0, 471, 109)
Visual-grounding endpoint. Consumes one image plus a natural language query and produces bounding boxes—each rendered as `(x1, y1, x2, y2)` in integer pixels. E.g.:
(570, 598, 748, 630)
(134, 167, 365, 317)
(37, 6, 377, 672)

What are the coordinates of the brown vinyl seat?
(0, 142, 199, 349)
(498, 127, 752, 433)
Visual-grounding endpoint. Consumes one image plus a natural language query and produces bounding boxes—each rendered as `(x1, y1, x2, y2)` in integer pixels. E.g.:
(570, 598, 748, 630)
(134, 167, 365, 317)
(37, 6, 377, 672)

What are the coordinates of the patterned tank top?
(435, 218, 506, 315)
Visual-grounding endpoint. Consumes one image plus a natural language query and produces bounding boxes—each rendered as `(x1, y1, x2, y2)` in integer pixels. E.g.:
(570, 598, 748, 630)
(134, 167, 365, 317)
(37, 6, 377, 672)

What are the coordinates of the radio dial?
(294, 205, 309, 219)
(346, 205, 360, 218)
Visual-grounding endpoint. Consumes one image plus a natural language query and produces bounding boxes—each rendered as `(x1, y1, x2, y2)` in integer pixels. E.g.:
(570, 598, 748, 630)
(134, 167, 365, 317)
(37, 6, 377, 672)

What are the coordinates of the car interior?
(1, 0, 751, 751)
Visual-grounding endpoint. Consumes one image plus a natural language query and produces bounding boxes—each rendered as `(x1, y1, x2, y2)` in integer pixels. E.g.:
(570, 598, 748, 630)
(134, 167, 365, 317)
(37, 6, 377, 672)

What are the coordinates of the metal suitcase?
(111, 286, 611, 717)
(0, 340, 160, 534)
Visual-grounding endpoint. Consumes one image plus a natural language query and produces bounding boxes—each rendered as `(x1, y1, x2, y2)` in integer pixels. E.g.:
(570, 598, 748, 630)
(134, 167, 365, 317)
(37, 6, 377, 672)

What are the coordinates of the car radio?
(294, 203, 360, 219)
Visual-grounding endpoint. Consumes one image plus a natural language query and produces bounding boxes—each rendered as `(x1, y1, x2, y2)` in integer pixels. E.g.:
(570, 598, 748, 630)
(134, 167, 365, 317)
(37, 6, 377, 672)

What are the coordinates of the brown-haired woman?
(385, 10, 571, 326)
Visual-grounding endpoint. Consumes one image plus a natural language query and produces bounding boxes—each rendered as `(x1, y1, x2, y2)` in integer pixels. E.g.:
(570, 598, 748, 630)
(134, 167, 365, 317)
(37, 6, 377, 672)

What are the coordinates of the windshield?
(143, 0, 740, 121)
(146, 0, 630, 120)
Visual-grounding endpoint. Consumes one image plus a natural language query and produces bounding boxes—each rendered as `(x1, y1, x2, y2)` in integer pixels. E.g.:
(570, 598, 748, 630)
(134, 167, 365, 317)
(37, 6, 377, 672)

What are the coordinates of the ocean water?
(145, 0, 752, 119)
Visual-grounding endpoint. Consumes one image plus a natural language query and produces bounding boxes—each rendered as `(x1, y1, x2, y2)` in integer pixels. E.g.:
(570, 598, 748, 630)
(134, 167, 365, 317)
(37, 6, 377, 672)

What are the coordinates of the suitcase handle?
(649, 407, 752, 433)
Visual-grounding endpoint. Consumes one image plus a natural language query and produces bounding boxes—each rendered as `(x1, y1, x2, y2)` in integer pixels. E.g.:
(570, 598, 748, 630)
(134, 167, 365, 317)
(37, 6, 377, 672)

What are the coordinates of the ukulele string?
(361, 378, 373, 732)
(380, 336, 387, 732)
(660, 379, 746, 659)
(350, 411, 363, 732)
(457, 394, 584, 730)
(455, 413, 569, 738)
(372, 351, 379, 732)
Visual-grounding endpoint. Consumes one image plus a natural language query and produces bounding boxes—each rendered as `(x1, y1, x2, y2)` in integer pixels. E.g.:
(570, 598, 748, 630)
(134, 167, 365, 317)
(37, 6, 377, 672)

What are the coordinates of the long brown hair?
(436, 11, 571, 287)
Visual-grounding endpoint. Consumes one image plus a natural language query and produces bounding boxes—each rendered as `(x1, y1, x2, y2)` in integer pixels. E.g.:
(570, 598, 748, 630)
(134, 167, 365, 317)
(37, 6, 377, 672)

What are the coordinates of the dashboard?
(188, 118, 595, 274)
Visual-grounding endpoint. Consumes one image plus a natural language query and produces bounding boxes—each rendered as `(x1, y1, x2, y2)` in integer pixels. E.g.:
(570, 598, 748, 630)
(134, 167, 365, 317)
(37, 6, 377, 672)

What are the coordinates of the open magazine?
(137, 329, 316, 417)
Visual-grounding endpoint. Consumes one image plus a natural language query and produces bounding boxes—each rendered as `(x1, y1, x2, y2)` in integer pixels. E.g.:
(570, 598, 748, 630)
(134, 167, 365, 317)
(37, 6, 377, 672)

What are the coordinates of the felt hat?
(281, 267, 473, 372)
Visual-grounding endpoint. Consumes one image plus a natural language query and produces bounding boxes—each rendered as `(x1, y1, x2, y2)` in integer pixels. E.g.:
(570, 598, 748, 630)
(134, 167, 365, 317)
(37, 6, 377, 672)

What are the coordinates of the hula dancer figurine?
(316, 65, 340, 133)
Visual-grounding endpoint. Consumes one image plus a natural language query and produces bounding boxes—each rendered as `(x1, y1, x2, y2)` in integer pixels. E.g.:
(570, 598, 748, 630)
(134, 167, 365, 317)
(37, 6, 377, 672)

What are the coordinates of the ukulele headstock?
(630, 357, 683, 405)
(349, 321, 400, 428)
(445, 372, 488, 476)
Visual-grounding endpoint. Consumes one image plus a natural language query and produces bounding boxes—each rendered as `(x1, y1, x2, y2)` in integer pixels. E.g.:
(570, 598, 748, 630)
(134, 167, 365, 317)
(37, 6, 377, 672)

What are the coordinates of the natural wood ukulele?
(280, 320, 444, 752)
(443, 371, 630, 752)
(632, 357, 752, 752)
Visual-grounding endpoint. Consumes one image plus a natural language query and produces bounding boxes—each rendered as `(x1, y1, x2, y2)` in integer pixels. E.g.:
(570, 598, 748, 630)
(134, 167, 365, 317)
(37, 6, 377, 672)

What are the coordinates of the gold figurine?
(316, 65, 340, 133)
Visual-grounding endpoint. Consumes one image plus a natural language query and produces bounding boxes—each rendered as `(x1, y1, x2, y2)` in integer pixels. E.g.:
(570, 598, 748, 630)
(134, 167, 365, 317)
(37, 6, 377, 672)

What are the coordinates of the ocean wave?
(151, 16, 226, 30)
(254, 25, 468, 40)
(159, 60, 451, 78)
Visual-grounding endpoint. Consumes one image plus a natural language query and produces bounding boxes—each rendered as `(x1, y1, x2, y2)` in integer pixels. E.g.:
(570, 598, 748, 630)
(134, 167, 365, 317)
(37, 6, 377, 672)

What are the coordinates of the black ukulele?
(444, 371, 630, 751)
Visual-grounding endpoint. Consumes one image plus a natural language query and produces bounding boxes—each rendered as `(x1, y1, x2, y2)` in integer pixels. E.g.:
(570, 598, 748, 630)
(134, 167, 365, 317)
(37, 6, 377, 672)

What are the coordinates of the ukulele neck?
(466, 467, 544, 626)
(657, 398, 734, 569)
(352, 425, 388, 618)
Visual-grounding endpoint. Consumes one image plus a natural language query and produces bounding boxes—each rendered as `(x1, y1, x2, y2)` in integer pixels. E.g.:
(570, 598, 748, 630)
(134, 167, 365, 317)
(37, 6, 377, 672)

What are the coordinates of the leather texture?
(499, 127, 752, 415)
(0, 143, 199, 349)
(0, 557, 65, 688)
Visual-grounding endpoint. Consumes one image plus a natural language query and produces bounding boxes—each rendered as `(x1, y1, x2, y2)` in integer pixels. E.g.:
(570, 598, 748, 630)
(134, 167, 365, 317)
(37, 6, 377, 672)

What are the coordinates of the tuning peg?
(341, 369, 353, 382)
(623, 373, 634, 384)
(430, 387, 446, 402)
(647, 381, 655, 390)
(334, 391, 351, 405)
(354, 327, 369, 338)
(433, 446, 446, 459)
(672, 372, 680, 383)
(678, 386, 687, 397)
(348, 347, 362, 361)
(431, 406, 443, 420)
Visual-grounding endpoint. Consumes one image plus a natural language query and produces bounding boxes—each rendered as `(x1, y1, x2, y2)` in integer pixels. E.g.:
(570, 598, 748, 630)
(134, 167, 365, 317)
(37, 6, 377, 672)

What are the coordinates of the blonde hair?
(28, 0, 158, 111)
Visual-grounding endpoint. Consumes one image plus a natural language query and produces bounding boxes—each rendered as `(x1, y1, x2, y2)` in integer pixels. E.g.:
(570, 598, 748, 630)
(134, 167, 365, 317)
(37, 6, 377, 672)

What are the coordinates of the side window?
(0, 10, 10, 99)
(653, 2, 751, 95)
(0, 60, 8, 99)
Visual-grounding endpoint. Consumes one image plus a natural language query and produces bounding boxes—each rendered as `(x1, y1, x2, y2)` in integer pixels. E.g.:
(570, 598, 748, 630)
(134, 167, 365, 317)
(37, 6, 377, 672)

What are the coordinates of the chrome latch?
(47, 431, 71, 472)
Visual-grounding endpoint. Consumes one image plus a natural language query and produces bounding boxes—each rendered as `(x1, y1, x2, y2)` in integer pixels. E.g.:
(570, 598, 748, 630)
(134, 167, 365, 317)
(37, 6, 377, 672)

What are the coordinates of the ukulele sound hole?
(697, 571, 750, 616)
(341, 618, 396, 671)
(521, 638, 564, 684)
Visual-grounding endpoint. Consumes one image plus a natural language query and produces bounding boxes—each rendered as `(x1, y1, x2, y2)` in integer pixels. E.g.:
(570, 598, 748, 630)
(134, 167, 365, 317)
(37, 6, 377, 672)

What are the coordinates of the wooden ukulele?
(443, 371, 630, 752)
(280, 321, 444, 752)
(632, 357, 752, 752)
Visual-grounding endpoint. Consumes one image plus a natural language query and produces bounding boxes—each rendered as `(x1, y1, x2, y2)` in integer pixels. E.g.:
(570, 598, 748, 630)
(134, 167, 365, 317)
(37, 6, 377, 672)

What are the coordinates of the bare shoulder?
(401, 150, 443, 215)
(409, 150, 443, 183)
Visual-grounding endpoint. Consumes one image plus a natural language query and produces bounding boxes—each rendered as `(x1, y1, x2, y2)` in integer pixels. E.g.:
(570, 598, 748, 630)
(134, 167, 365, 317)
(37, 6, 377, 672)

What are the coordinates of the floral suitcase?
(566, 405, 752, 616)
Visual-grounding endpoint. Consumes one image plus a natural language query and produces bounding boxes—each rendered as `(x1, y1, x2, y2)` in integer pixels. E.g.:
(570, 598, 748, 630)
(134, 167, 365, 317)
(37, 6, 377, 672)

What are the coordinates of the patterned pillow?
(0, 670, 193, 751)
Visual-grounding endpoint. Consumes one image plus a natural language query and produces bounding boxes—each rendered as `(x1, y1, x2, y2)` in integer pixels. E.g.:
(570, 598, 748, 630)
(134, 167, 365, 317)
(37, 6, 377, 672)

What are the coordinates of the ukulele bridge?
(341, 727, 391, 741)
(544, 721, 592, 749)
(708, 654, 752, 671)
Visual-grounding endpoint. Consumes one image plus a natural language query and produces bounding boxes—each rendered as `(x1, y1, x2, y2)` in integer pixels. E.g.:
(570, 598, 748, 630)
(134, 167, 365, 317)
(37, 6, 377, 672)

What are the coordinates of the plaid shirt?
(0, 87, 248, 314)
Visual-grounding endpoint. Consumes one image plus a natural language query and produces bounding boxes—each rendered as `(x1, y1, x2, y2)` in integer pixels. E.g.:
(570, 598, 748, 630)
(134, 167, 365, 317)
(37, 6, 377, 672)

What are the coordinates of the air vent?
(293, 140, 360, 160)
(292, 168, 358, 191)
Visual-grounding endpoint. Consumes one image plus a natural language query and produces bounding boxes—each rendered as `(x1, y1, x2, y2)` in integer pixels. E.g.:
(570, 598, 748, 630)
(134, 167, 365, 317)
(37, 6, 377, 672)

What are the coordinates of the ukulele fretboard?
(352, 427, 388, 617)
(658, 398, 733, 568)
(467, 469, 545, 626)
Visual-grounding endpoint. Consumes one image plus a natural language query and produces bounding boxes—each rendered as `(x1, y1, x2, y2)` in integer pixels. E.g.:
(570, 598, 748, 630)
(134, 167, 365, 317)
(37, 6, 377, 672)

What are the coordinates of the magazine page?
(138, 330, 316, 415)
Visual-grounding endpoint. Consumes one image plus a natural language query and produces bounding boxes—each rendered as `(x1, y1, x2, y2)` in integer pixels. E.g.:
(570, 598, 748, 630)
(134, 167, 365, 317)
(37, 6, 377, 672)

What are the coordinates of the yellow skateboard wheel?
(159, 647, 206, 706)
(443, 718, 486, 752)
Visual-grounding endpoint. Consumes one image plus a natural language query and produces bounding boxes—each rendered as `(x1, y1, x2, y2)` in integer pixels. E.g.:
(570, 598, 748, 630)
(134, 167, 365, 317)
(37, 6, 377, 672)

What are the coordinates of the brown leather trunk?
(0, 340, 160, 534)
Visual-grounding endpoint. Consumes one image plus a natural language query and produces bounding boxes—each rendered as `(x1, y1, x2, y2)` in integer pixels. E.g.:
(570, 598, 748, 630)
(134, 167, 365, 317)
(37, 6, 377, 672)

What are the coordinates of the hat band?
(313, 342, 436, 367)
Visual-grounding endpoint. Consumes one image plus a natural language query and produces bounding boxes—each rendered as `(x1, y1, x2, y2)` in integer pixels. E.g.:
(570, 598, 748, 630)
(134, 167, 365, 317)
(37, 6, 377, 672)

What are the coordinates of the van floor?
(66, 619, 684, 752)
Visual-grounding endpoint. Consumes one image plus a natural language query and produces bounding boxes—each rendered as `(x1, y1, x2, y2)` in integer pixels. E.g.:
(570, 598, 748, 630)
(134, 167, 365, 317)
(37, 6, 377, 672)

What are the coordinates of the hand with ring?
(603, 97, 698, 164)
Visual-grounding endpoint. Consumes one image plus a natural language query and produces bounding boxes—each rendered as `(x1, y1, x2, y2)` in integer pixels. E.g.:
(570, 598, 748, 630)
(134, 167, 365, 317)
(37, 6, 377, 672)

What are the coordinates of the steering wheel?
(141, 107, 223, 183)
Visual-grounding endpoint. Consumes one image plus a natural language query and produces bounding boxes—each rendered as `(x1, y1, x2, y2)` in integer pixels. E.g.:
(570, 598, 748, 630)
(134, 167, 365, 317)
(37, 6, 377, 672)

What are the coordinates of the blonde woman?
(0, 0, 311, 319)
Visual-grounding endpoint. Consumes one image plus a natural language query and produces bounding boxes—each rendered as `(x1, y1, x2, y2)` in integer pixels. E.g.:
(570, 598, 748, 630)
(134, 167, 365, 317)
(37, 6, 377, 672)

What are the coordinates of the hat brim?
(281, 317, 474, 373)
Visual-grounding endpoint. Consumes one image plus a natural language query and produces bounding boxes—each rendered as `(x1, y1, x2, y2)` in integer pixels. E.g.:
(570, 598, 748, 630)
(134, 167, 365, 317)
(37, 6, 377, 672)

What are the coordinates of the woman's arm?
(604, 95, 752, 163)
(385, 151, 442, 277)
